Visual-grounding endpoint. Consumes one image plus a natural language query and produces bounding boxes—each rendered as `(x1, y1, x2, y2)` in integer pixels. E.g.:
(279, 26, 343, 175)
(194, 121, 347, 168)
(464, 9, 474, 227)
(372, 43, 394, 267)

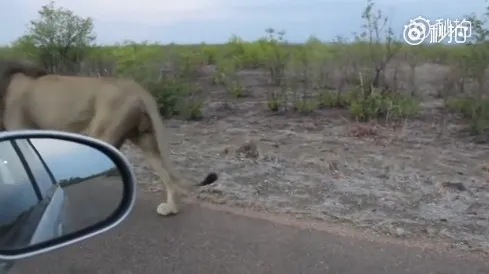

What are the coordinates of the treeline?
(2, 0, 489, 135)
(58, 167, 120, 187)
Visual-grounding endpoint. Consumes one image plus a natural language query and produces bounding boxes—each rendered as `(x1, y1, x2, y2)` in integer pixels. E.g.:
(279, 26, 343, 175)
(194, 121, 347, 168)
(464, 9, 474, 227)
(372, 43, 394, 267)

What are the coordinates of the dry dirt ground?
(120, 63, 489, 255)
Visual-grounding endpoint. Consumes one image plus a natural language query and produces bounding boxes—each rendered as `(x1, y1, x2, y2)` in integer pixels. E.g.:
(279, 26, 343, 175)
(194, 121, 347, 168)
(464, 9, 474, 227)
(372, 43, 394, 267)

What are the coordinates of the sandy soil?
(120, 64, 489, 254)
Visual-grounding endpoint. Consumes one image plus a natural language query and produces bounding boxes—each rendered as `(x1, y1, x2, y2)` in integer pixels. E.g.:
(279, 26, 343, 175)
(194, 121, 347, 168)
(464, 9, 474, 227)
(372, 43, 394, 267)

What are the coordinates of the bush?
(6, 0, 489, 136)
(348, 90, 419, 121)
(318, 90, 350, 109)
(446, 97, 489, 134)
(146, 76, 203, 120)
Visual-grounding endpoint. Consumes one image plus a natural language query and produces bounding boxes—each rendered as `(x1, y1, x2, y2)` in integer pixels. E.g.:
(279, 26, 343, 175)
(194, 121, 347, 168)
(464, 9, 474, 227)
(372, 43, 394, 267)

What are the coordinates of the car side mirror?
(0, 130, 136, 260)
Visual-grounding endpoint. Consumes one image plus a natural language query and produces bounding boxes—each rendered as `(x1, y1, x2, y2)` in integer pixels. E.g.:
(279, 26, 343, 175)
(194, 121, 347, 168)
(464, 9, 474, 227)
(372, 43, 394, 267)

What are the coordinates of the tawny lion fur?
(0, 59, 218, 216)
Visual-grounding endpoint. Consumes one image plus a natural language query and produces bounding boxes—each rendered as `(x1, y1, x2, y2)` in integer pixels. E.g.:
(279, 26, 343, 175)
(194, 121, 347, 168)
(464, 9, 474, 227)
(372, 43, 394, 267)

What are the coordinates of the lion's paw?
(156, 202, 178, 216)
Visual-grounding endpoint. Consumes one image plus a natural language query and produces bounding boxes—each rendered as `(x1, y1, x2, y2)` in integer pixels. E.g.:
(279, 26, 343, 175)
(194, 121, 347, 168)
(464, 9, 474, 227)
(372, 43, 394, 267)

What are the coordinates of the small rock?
(439, 181, 467, 192)
(479, 164, 489, 173)
(465, 202, 487, 215)
(423, 227, 438, 236)
(236, 140, 260, 159)
(394, 227, 406, 237)
(328, 161, 339, 172)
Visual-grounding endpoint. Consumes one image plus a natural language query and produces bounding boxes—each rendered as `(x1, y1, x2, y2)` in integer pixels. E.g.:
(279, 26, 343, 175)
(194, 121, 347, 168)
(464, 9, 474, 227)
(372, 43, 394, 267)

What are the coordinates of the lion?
(0, 59, 218, 216)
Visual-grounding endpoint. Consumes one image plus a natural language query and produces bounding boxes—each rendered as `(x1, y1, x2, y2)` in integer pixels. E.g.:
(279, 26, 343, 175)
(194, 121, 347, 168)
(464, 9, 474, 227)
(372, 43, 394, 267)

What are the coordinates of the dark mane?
(0, 59, 48, 130)
(0, 59, 48, 94)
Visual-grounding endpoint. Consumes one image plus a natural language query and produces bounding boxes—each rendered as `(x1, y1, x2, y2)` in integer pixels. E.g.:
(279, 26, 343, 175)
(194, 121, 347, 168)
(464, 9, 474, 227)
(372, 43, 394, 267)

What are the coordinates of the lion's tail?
(140, 92, 218, 192)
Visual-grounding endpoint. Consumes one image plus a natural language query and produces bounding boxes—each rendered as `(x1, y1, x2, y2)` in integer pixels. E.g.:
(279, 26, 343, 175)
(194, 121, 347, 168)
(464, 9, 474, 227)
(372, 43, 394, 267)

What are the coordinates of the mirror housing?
(0, 130, 136, 260)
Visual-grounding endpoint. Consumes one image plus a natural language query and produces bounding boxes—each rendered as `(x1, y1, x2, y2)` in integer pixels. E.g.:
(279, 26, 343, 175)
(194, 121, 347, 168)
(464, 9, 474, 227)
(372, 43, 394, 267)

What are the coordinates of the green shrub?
(146, 76, 198, 117)
(293, 99, 318, 114)
(446, 97, 489, 134)
(318, 90, 351, 108)
(348, 89, 419, 121)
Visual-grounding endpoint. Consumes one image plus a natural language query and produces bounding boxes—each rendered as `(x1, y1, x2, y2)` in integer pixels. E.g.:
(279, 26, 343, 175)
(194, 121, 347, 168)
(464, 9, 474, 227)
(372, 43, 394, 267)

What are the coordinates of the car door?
(14, 139, 67, 245)
(14, 139, 58, 199)
(0, 140, 43, 249)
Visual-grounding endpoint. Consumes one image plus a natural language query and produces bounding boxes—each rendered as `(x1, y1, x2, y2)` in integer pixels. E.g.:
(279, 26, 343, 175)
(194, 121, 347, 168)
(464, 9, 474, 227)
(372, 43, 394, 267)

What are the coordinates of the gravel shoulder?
(121, 65, 489, 255)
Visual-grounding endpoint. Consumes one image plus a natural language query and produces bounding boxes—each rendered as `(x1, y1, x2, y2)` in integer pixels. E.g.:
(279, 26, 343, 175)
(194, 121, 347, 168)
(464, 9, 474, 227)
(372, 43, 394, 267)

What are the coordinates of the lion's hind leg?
(131, 132, 181, 216)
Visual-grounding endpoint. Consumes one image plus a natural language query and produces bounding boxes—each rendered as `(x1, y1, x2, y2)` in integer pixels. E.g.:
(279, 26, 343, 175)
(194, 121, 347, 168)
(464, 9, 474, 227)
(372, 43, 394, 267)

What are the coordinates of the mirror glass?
(0, 137, 123, 251)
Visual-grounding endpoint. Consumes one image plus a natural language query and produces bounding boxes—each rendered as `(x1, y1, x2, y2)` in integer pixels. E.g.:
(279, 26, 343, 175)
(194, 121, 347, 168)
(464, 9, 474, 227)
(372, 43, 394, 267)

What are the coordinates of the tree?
(15, 1, 96, 74)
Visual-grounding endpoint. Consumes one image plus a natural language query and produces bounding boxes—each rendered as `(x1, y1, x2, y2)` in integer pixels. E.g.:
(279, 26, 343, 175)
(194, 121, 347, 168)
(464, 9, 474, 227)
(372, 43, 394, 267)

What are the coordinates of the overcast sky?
(0, 0, 485, 44)
(31, 139, 115, 180)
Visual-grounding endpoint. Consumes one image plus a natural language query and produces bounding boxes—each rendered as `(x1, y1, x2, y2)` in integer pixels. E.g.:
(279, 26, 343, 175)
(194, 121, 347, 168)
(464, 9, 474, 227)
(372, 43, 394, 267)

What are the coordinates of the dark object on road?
(199, 172, 218, 186)
(0, 130, 136, 273)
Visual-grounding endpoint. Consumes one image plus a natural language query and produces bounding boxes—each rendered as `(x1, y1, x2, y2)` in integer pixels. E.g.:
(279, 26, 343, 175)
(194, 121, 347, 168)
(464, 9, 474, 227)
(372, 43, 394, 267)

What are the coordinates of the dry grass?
(111, 63, 489, 255)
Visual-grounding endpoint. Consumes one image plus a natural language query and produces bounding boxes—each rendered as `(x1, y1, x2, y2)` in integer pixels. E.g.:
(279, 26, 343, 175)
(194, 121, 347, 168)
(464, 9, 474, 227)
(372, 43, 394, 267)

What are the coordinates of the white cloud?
(23, 0, 234, 25)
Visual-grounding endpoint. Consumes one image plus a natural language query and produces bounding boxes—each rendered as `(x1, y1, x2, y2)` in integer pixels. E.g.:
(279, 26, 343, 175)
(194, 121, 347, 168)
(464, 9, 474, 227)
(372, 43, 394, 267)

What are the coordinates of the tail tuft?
(197, 172, 218, 186)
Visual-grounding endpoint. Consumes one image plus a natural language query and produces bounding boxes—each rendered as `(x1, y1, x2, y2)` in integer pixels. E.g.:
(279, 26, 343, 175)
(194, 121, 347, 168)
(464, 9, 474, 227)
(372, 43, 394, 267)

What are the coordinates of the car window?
(15, 139, 56, 199)
(0, 141, 39, 231)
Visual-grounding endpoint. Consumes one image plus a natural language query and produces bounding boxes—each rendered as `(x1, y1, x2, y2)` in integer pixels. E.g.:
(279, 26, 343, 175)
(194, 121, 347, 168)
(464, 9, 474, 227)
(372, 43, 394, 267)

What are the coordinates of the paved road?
(9, 188, 489, 274)
(61, 175, 123, 235)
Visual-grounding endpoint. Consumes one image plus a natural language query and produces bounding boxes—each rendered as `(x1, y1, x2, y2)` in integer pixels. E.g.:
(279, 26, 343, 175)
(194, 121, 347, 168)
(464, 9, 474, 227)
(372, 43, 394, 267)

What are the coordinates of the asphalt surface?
(9, 185, 489, 274)
(61, 175, 123, 235)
